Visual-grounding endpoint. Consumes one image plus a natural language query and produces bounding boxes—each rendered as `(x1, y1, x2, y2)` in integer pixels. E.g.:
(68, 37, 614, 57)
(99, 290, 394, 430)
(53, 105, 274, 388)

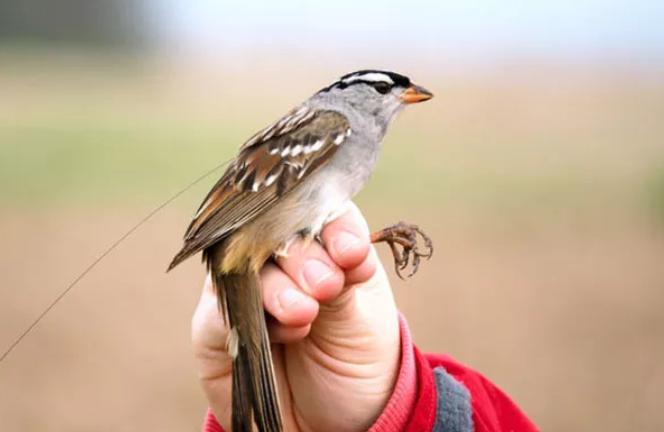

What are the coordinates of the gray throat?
(305, 95, 395, 193)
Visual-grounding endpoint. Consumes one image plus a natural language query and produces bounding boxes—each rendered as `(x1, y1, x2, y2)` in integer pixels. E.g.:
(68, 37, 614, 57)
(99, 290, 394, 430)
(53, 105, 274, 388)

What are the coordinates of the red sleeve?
(203, 315, 539, 432)
(420, 352, 540, 432)
(203, 408, 223, 432)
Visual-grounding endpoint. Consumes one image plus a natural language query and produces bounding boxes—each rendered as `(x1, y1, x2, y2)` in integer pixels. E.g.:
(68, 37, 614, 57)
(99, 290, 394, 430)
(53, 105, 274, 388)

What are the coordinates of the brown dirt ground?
(1, 206, 663, 432)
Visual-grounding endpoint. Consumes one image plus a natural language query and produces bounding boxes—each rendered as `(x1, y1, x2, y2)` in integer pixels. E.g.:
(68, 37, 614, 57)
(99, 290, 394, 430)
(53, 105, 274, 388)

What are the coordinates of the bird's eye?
(372, 82, 391, 95)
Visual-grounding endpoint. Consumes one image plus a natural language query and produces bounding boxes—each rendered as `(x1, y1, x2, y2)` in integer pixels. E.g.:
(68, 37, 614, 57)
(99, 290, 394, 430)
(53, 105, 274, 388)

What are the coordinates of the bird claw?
(370, 221, 433, 279)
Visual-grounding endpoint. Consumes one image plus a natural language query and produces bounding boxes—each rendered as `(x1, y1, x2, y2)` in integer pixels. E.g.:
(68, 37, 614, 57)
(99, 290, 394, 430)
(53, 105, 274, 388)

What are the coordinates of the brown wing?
(168, 107, 351, 270)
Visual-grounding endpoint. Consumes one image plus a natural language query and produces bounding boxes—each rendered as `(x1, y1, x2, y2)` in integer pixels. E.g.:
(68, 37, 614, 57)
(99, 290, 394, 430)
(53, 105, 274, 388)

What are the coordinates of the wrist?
(366, 313, 418, 432)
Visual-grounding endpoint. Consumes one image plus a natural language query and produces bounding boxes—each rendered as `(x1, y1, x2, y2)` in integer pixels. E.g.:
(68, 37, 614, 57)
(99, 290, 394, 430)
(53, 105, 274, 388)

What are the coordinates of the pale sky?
(147, 0, 664, 61)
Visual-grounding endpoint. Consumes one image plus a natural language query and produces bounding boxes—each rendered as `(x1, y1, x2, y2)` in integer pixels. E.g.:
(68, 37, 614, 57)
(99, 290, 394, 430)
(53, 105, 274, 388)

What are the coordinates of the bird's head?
(316, 70, 433, 130)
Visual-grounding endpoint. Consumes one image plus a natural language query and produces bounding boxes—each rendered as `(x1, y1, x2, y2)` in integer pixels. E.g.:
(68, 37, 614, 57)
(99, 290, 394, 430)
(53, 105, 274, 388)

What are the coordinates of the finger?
(267, 315, 312, 344)
(275, 239, 345, 303)
(192, 274, 233, 430)
(192, 273, 230, 352)
(344, 247, 379, 287)
(322, 202, 372, 271)
(260, 262, 319, 328)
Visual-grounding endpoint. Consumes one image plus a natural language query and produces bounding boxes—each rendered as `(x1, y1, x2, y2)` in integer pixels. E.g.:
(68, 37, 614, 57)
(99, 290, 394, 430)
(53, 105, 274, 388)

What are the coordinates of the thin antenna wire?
(0, 159, 232, 364)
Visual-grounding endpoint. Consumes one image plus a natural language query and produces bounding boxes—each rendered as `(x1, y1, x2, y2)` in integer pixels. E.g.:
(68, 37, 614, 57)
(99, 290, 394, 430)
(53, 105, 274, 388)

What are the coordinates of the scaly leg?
(370, 221, 433, 279)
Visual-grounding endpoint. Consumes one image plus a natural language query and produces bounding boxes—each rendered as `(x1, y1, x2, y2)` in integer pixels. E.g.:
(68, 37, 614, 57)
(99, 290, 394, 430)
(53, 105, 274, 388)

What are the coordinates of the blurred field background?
(1, 1, 664, 431)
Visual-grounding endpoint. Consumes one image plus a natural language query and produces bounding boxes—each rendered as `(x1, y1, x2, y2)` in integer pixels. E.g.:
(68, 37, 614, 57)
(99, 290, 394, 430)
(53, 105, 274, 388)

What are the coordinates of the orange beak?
(399, 84, 434, 104)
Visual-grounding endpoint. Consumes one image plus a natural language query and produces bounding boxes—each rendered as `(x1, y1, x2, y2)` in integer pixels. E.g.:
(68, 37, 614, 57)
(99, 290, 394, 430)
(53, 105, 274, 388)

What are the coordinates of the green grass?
(1, 52, 662, 228)
(0, 123, 243, 204)
(645, 161, 664, 227)
(0, 118, 647, 229)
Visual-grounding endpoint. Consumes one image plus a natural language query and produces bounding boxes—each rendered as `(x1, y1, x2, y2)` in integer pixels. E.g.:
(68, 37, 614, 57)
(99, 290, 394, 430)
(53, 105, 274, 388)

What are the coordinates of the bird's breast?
(220, 135, 378, 272)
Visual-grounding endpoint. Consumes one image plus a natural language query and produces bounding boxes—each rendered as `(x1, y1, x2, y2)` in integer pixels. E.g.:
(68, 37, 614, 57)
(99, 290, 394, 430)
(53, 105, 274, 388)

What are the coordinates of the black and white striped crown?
(320, 70, 411, 93)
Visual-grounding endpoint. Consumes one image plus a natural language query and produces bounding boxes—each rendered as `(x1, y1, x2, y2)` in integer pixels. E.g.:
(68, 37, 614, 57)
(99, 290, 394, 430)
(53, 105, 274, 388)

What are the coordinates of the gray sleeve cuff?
(432, 366, 474, 432)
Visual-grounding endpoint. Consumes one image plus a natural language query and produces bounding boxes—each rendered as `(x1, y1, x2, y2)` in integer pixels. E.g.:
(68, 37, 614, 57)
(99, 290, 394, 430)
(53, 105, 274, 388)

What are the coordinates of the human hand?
(192, 203, 400, 432)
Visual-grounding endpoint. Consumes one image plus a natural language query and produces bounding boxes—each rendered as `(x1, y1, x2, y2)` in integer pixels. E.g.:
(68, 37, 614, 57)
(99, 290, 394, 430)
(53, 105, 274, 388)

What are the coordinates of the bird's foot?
(370, 221, 433, 279)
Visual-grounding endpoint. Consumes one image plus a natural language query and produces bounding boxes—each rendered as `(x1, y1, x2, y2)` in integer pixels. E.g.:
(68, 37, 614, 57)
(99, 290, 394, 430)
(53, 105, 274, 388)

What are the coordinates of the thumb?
(313, 203, 400, 367)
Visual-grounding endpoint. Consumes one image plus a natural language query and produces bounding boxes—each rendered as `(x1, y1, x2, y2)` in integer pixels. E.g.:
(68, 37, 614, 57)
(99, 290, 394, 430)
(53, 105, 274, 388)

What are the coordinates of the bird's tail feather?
(213, 269, 283, 432)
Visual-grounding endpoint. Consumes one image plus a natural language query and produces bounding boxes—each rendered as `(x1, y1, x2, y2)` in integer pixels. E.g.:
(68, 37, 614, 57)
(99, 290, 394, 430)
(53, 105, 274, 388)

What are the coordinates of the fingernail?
(335, 231, 361, 256)
(303, 260, 334, 290)
(278, 288, 306, 309)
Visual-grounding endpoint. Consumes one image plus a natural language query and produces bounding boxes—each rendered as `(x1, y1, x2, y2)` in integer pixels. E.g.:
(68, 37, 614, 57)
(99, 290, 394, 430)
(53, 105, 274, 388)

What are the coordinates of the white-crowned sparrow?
(168, 70, 434, 432)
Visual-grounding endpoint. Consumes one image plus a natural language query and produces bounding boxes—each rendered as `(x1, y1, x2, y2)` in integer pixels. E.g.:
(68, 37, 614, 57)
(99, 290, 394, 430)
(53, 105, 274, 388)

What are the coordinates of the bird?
(168, 69, 434, 432)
